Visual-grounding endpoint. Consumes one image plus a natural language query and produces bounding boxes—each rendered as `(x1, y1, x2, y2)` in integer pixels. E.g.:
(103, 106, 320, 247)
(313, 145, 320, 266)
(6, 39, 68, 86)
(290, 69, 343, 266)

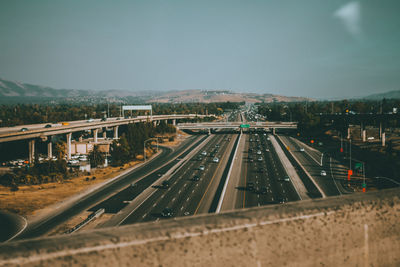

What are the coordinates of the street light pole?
(349, 138, 352, 170)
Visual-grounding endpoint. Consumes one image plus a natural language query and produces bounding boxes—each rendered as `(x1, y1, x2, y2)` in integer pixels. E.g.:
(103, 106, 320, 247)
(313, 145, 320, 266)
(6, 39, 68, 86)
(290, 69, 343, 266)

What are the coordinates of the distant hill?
(0, 78, 312, 104)
(363, 90, 400, 100)
(148, 89, 310, 103)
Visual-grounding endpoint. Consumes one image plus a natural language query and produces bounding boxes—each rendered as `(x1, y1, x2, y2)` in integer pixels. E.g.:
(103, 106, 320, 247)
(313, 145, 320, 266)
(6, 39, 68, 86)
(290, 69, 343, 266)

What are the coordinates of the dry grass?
(0, 132, 188, 217)
(0, 159, 143, 216)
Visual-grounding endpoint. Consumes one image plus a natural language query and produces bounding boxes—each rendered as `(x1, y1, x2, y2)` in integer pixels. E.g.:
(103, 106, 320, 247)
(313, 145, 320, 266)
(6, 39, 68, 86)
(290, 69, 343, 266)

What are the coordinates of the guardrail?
(64, 208, 105, 234)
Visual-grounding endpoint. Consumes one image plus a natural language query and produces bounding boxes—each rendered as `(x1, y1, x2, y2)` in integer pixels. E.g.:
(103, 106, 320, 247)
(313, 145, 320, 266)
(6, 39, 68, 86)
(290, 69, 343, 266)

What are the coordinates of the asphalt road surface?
(16, 134, 205, 240)
(120, 133, 237, 225)
(278, 135, 342, 196)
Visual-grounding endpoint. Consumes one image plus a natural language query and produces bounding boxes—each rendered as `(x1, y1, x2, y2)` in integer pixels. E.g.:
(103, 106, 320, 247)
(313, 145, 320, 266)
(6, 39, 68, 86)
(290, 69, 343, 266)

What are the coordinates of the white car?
(300, 148, 305, 152)
(320, 170, 327, 176)
(199, 165, 205, 171)
(212, 157, 219, 163)
(257, 150, 262, 155)
(201, 151, 207, 156)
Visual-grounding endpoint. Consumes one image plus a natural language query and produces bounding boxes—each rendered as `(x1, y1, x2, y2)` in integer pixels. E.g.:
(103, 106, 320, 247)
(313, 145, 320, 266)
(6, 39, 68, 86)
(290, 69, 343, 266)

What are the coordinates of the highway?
(119, 132, 237, 225)
(15, 134, 207, 239)
(278, 135, 343, 196)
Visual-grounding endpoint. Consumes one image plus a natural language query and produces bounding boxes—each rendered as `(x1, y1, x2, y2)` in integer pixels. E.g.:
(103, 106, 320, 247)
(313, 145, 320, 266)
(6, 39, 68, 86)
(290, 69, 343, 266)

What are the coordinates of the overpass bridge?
(0, 188, 398, 266)
(0, 114, 212, 163)
(177, 121, 297, 133)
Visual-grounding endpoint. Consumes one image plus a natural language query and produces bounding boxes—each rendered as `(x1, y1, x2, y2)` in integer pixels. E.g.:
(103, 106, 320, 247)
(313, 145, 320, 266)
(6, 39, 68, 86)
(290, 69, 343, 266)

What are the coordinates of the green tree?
(89, 145, 105, 168)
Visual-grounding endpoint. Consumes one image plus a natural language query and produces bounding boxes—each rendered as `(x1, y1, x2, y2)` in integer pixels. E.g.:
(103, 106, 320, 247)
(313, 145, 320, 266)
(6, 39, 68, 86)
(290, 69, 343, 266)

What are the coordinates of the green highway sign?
(240, 124, 250, 128)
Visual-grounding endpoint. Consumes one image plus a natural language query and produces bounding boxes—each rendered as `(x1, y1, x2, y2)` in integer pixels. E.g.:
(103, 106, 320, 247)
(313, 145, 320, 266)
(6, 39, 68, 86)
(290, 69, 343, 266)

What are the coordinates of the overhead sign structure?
(122, 105, 152, 117)
(240, 124, 250, 128)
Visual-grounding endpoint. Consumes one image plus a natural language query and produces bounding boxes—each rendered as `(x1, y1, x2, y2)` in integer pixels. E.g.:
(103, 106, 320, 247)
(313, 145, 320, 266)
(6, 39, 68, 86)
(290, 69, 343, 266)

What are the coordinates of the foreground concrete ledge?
(1, 188, 400, 267)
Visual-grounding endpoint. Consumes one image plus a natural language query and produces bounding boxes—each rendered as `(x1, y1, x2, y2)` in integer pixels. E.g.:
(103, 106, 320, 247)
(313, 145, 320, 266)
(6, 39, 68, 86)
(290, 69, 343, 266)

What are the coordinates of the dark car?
(193, 175, 200, 181)
(161, 208, 173, 218)
(101, 117, 107, 121)
(247, 181, 255, 191)
(44, 124, 52, 128)
(259, 186, 268, 194)
(20, 128, 28, 132)
(162, 180, 170, 188)
(277, 197, 286, 204)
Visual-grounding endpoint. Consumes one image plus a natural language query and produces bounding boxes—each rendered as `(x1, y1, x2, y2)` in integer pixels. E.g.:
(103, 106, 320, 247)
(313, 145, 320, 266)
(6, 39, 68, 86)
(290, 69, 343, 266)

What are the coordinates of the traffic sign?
(240, 124, 250, 128)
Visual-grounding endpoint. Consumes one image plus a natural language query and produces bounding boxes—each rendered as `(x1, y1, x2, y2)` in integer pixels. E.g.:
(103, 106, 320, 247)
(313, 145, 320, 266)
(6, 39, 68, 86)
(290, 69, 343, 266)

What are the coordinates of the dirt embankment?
(0, 131, 188, 216)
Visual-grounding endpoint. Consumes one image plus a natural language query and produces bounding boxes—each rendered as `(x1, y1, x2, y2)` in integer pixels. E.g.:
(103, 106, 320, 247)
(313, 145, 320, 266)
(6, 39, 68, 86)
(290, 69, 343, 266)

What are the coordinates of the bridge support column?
(47, 140, 52, 159)
(362, 129, 366, 142)
(382, 132, 386, 147)
(103, 130, 107, 139)
(29, 139, 35, 164)
(93, 129, 98, 143)
(272, 128, 275, 135)
(66, 132, 72, 160)
(172, 119, 176, 126)
(79, 136, 83, 142)
(113, 126, 119, 139)
(379, 122, 383, 139)
(347, 127, 351, 139)
(360, 122, 364, 139)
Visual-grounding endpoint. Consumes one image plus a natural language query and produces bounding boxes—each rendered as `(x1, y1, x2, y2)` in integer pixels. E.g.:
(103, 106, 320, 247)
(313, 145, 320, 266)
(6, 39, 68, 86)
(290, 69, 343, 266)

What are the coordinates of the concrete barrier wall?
(0, 188, 399, 267)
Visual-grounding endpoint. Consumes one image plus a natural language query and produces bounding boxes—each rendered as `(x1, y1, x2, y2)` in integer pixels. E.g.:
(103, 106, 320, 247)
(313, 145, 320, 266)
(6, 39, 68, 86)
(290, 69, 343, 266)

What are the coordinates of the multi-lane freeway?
(8, 109, 359, 241)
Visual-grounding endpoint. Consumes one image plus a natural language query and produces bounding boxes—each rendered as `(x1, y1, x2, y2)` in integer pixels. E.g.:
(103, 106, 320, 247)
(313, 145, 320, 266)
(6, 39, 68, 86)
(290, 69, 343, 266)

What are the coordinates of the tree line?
(0, 102, 240, 127)
(0, 122, 176, 189)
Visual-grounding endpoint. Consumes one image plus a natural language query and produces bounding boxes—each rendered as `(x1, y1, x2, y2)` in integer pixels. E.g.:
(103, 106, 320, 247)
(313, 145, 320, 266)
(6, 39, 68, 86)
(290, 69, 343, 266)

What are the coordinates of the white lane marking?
(186, 197, 189, 202)
(364, 224, 369, 267)
(180, 206, 184, 211)
(172, 197, 176, 202)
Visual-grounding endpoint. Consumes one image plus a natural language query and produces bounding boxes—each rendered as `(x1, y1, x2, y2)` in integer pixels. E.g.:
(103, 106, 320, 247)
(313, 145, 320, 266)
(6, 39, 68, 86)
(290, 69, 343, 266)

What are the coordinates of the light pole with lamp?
(144, 138, 159, 162)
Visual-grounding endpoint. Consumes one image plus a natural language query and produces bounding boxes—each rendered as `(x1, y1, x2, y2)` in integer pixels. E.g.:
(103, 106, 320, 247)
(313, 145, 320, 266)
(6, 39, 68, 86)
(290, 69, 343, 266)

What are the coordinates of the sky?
(0, 0, 400, 99)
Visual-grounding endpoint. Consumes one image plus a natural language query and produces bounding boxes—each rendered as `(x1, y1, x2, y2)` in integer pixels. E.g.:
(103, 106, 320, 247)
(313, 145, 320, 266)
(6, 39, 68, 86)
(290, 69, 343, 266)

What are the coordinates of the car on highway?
(101, 117, 107, 121)
(62, 122, 69, 126)
(161, 208, 173, 218)
(265, 149, 269, 152)
(131, 182, 138, 188)
(259, 186, 268, 194)
(44, 124, 52, 128)
(199, 165, 205, 171)
(277, 197, 286, 204)
(193, 175, 200, 181)
(87, 118, 94, 122)
(201, 151, 207, 156)
(212, 157, 219, 163)
(257, 157, 263, 162)
(246, 181, 255, 191)
(257, 150, 262, 155)
(20, 127, 29, 132)
(300, 148, 305, 152)
(320, 170, 327, 176)
(162, 180, 170, 188)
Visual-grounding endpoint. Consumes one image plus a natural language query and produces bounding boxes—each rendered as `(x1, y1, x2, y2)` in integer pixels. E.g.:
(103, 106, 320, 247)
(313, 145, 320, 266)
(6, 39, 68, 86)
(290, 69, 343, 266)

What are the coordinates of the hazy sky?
(1, 0, 399, 99)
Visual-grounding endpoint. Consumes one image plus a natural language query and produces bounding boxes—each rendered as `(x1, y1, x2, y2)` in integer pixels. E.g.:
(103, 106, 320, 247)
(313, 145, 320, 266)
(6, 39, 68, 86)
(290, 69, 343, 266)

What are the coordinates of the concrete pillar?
(79, 136, 83, 142)
(94, 129, 98, 143)
(172, 119, 176, 126)
(103, 130, 107, 139)
(362, 130, 366, 142)
(382, 132, 386, 147)
(379, 122, 383, 139)
(66, 132, 72, 160)
(153, 121, 157, 127)
(347, 127, 351, 139)
(360, 122, 364, 138)
(28, 139, 35, 164)
(272, 128, 276, 135)
(47, 141, 52, 159)
(113, 126, 119, 139)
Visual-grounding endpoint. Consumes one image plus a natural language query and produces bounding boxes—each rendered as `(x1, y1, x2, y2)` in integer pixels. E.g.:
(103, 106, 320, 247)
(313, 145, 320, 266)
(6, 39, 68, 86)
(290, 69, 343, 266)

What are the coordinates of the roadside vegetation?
(0, 102, 240, 127)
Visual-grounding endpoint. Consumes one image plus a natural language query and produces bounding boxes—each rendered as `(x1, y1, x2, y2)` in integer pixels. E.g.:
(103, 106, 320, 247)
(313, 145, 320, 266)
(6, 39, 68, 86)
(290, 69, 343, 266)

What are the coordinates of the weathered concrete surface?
(0, 188, 399, 267)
